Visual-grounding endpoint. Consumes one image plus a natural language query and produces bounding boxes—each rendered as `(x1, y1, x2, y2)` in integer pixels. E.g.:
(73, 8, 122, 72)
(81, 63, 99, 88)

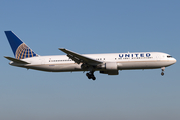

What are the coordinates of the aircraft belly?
(51, 64, 81, 72)
(27, 64, 82, 72)
(118, 60, 173, 70)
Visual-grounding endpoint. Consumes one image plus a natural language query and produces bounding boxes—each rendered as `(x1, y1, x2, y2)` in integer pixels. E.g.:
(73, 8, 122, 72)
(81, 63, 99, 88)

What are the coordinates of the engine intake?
(99, 62, 119, 75)
(106, 62, 117, 70)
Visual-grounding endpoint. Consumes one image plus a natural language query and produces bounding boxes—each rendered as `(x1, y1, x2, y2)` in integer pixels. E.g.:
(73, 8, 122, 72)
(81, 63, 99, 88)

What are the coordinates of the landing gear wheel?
(161, 72, 164, 76)
(92, 76, 96, 80)
(86, 71, 96, 80)
(161, 67, 165, 76)
(86, 73, 91, 79)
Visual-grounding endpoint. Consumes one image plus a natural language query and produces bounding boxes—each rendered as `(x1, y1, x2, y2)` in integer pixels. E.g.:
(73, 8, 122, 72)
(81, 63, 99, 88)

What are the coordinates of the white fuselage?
(10, 52, 176, 73)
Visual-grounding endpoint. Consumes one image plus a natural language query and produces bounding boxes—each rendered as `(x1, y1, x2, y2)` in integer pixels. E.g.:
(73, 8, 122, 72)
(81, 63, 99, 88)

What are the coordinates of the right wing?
(59, 48, 103, 65)
(4, 56, 30, 64)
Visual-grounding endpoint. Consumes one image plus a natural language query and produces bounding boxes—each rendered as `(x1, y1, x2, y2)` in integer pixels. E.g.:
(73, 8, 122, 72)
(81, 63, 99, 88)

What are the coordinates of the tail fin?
(4, 31, 38, 59)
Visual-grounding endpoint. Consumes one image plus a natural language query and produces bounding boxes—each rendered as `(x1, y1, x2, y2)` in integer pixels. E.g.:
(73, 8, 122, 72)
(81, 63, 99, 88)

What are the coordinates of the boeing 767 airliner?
(4, 31, 176, 80)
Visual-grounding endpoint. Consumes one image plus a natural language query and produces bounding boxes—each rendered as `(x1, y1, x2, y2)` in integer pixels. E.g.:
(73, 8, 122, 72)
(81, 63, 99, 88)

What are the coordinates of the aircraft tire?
(161, 72, 164, 76)
(92, 77, 96, 80)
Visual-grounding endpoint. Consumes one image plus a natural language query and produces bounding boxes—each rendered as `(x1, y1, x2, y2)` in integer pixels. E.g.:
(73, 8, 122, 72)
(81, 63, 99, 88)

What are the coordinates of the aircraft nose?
(173, 58, 177, 63)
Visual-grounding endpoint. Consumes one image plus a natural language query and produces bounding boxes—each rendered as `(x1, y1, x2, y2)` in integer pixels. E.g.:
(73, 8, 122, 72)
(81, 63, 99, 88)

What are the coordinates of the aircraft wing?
(59, 48, 103, 65)
(4, 56, 30, 64)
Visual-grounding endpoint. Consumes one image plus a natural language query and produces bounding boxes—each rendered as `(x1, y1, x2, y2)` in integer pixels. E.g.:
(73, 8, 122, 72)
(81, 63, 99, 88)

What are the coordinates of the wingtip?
(59, 48, 65, 50)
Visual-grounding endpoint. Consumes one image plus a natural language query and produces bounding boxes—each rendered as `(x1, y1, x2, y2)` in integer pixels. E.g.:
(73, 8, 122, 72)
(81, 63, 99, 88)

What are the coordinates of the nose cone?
(167, 57, 176, 67)
(170, 57, 177, 65)
(173, 58, 177, 64)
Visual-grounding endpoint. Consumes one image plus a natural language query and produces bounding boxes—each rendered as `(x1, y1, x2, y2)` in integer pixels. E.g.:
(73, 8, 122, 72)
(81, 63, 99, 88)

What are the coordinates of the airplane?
(4, 31, 176, 80)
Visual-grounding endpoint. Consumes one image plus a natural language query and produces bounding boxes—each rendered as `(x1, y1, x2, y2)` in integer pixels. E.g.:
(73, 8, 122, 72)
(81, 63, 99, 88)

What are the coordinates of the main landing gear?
(86, 71, 96, 80)
(161, 67, 165, 76)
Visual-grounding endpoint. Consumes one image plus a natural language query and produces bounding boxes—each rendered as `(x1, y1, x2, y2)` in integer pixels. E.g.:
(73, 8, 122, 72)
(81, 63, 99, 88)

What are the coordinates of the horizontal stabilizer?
(4, 56, 30, 64)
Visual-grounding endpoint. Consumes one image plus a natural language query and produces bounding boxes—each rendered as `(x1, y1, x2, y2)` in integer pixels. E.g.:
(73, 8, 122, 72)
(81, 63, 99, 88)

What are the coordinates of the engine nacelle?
(106, 62, 117, 70)
(99, 62, 119, 75)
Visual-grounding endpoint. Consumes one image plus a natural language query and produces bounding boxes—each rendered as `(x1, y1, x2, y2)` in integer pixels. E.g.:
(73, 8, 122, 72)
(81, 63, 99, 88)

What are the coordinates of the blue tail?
(5, 31, 38, 59)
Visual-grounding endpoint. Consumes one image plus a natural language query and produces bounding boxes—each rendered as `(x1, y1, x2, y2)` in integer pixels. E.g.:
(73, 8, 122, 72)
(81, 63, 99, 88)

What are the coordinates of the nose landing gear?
(86, 71, 96, 80)
(161, 67, 165, 76)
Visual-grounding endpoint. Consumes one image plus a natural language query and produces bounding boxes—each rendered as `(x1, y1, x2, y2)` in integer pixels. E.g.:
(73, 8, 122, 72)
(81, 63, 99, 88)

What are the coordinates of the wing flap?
(59, 48, 102, 65)
(4, 56, 30, 64)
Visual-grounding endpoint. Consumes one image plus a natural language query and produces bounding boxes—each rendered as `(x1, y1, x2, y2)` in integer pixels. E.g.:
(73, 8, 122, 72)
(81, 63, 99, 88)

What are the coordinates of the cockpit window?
(167, 55, 172, 58)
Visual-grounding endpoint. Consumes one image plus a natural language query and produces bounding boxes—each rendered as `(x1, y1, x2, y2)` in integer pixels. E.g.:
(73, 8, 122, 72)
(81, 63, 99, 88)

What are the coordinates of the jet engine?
(100, 62, 119, 75)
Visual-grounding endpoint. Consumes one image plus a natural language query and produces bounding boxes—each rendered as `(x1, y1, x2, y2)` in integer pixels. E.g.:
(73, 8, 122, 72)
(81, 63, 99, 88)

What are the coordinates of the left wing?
(59, 48, 103, 65)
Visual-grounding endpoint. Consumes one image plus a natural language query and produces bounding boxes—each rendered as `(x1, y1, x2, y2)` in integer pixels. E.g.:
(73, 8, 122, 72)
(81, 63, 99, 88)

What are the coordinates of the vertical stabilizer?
(4, 31, 38, 59)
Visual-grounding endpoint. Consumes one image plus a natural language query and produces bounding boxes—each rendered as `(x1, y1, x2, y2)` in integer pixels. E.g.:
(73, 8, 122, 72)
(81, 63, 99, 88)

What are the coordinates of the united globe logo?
(15, 43, 38, 59)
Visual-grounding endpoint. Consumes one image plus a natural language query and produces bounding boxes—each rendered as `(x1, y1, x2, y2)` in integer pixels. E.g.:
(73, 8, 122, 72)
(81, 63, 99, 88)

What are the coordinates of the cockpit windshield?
(167, 55, 172, 58)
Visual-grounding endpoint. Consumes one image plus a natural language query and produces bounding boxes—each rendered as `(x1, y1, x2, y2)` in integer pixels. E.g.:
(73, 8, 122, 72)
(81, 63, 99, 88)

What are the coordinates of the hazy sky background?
(0, 0, 179, 120)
